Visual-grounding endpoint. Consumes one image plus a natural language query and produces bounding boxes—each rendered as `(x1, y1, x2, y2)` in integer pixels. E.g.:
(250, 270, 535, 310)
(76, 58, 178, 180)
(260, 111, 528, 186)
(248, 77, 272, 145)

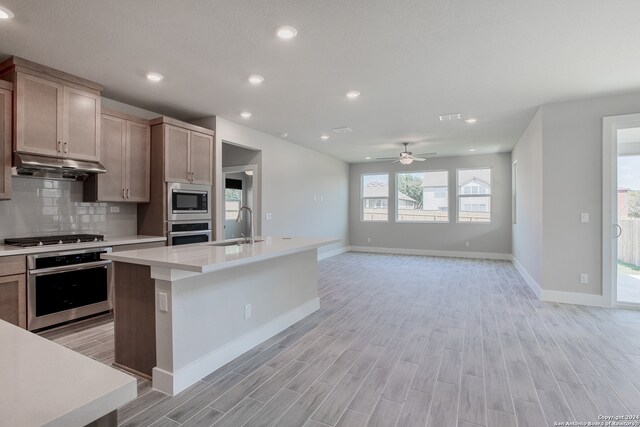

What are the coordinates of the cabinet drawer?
(0, 255, 26, 276)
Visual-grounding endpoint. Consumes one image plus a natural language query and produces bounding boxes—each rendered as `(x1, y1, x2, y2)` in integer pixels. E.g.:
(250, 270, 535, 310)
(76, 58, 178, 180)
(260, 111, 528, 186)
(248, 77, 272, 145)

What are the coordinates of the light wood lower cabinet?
(0, 255, 27, 328)
(84, 111, 150, 203)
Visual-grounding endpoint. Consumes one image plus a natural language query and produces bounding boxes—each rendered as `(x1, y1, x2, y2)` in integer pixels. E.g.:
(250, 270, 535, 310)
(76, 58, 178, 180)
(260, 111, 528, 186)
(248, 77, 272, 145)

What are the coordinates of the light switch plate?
(265, 213, 272, 220)
(580, 213, 589, 223)
(159, 292, 168, 312)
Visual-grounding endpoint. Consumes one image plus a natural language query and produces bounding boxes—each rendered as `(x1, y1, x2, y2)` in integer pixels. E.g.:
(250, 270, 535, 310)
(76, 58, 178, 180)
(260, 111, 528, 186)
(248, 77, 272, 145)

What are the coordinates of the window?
(361, 174, 389, 221)
(458, 168, 491, 222)
(225, 188, 242, 220)
(397, 170, 448, 222)
(225, 177, 243, 220)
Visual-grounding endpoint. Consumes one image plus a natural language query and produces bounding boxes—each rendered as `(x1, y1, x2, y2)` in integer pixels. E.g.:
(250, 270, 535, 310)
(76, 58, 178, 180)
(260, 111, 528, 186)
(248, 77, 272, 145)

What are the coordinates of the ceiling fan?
(377, 142, 436, 165)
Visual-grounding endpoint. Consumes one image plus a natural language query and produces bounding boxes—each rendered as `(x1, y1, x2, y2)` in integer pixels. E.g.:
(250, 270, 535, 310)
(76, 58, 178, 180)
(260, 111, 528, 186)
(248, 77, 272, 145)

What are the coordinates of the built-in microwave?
(167, 182, 211, 221)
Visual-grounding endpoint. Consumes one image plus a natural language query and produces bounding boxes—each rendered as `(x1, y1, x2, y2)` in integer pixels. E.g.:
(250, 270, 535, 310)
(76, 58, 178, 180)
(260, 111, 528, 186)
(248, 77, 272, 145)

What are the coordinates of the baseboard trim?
(153, 297, 320, 395)
(318, 246, 349, 260)
(540, 290, 609, 307)
(348, 246, 511, 260)
(511, 256, 542, 299)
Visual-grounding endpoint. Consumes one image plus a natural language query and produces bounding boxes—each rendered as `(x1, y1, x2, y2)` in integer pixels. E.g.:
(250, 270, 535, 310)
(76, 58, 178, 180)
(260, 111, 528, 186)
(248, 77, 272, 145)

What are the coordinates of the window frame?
(395, 170, 449, 224)
(361, 173, 390, 223)
(456, 167, 492, 224)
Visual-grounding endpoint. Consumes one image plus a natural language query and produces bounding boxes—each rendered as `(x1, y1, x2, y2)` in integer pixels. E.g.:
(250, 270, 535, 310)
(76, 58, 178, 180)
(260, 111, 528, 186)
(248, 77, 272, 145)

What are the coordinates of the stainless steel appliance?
(168, 182, 211, 221)
(167, 221, 212, 246)
(25, 247, 113, 331)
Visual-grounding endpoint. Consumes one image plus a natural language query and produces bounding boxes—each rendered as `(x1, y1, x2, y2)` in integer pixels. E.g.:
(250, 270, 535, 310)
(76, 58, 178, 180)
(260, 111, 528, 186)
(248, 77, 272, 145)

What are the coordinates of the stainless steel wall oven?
(27, 248, 113, 331)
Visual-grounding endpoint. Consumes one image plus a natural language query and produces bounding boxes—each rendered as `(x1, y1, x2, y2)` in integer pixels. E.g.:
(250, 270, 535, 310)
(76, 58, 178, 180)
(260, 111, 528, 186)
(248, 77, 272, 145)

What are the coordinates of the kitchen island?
(0, 319, 136, 427)
(103, 236, 338, 395)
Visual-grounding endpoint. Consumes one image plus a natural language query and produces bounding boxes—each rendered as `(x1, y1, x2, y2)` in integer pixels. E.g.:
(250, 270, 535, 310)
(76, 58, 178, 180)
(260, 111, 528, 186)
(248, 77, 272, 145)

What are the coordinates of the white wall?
(511, 109, 543, 290)
(193, 117, 349, 256)
(349, 153, 512, 256)
(512, 91, 640, 304)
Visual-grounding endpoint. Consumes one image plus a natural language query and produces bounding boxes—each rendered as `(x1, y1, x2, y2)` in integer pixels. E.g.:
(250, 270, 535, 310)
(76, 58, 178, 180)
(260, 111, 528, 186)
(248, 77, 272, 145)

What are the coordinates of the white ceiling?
(1, 0, 640, 163)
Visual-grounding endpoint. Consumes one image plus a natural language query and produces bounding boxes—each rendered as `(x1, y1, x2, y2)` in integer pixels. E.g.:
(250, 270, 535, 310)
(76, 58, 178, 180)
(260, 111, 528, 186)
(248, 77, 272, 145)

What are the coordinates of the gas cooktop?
(4, 234, 105, 247)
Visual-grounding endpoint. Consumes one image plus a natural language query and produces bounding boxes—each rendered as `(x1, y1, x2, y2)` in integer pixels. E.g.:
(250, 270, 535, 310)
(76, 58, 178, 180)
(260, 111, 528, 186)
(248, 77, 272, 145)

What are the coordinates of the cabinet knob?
(63, 142, 68, 154)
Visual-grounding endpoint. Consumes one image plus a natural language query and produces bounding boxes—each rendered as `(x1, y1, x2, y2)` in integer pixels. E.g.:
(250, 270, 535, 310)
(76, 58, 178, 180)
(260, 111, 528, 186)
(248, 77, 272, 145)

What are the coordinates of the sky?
(618, 156, 640, 190)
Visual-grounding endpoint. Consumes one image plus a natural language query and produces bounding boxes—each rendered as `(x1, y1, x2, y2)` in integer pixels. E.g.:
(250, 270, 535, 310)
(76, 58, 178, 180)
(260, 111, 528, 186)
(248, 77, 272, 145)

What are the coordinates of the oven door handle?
(167, 230, 212, 237)
(28, 260, 112, 276)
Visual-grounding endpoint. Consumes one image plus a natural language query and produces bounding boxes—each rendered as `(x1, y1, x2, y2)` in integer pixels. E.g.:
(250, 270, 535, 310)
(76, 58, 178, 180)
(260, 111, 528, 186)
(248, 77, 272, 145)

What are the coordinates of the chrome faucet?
(236, 206, 254, 243)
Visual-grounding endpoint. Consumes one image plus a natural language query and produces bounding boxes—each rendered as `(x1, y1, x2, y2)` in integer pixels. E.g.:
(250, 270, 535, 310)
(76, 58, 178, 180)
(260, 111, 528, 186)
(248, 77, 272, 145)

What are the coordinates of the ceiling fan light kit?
(377, 142, 435, 165)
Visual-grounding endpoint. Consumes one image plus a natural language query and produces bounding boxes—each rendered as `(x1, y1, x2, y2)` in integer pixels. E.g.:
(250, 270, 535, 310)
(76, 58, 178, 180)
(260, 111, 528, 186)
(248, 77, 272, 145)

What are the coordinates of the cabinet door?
(164, 124, 190, 183)
(126, 121, 150, 202)
(0, 87, 10, 200)
(63, 86, 101, 161)
(190, 131, 213, 185)
(15, 73, 62, 157)
(97, 115, 126, 201)
(0, 274, 26, 328)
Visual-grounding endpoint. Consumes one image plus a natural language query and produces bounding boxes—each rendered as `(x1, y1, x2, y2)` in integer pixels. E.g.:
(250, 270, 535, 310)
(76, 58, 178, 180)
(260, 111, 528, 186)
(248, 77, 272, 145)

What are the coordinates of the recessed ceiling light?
(469, 148, 476, 152)
(276, 25, 298, 40)
(248, 75, 264, 85)
(439, 113, 461, 121)
(465, 118, 478, 124)
(240, 112, 252, 119)
(280, 132, 288, 138)
(320, 135, 330, 140)
(146, 72, 164, 82)
(365, 156, 372, 160)
(346, 91, 360, 99)
(0, 5, 15, 19)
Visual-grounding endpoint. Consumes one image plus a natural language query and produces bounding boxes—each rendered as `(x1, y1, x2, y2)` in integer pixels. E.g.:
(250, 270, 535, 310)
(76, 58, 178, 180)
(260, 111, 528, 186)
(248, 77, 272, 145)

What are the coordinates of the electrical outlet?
(244, 304, 252, 319)
(265, 213, 272, 220)
(320, 195, 324, 202)
(465, 241, 470, 247)
(580, 273, 589, 284)
(159, 292, 168, 312)
(109, 206, 120, 213)
(580, 213, 589, 223)
(367, 237, 371, 243)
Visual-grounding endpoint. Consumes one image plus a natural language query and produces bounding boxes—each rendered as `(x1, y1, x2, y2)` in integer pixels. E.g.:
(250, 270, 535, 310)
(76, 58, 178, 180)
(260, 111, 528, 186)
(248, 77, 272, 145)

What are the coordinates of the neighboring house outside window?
(457, 168, 491, 222)
(362, 174, 389, 221)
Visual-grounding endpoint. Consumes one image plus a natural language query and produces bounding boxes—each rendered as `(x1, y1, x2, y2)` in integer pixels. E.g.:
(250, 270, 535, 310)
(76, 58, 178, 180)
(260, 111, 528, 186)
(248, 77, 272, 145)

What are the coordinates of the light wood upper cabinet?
(84, 111, 150, 203)
(63, 86, 101, 161)
(0, 57, 103, 162)
(0, 82, 11, 200)
(190, 131, 214, 185)
(164, 124, 191, 183)
(126, 121, 151, 202)
(15, 73, 62, 158)
(159, 122, 214, 185)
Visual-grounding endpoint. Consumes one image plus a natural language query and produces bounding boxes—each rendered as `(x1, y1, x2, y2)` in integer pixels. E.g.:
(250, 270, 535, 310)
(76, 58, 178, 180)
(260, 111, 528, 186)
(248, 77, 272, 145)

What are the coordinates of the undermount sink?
(209, 239, 265, 247)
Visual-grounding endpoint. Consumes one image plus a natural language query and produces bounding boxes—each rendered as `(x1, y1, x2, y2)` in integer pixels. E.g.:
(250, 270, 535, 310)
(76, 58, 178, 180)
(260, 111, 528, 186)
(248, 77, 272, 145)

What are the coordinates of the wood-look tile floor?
(41, 252, 640, 427)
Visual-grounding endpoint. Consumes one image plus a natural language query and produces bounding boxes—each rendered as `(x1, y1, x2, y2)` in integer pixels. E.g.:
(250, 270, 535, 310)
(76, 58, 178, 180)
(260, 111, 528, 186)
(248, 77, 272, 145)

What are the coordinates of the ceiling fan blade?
(414, 152, 437, 157)
(391, 159, 401, 163)
(412, 157, 427, 161)
(376, 157, 399, 160)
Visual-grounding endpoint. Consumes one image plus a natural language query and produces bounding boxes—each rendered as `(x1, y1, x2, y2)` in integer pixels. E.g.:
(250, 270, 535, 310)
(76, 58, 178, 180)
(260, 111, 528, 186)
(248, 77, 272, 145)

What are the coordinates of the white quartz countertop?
(0, 235, 166, 257)
(103, 236, 340, 273)
(0, 320, 136, 427)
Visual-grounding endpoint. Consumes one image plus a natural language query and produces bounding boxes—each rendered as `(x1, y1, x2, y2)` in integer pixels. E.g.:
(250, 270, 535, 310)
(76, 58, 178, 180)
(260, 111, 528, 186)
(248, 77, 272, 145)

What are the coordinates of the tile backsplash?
(0, 177, 137, 239)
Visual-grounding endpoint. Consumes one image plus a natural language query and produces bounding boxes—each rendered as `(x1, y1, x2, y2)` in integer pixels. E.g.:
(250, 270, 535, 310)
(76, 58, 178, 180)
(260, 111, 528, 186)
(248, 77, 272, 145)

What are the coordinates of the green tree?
(629, 190, 640, 217)
(398, 174, 423, 209)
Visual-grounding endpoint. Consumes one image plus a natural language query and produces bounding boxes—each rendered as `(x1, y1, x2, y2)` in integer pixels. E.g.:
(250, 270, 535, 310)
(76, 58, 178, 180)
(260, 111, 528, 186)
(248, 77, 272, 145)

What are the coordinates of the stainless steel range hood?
(13, 153, 106, 181)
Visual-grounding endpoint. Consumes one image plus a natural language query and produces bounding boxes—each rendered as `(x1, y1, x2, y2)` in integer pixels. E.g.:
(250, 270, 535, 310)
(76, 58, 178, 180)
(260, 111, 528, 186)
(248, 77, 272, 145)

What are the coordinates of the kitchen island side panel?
(153, 248, 319, 394)
(113, 262, 156, 378)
